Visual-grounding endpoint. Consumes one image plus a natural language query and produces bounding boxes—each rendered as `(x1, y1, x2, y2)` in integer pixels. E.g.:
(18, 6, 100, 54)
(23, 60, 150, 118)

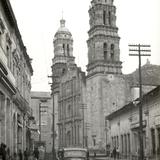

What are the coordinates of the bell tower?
(87, 0, 122, 76)
(52, 18, 75, 90)
(86, 0, 128, 151)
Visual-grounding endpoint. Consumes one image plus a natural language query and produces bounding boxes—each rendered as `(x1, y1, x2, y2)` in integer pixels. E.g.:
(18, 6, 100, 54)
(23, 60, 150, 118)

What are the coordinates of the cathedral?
(51, 0, 160, 155)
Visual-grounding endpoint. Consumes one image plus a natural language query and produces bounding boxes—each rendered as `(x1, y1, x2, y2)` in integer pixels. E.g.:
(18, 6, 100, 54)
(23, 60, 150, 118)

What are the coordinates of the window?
(6, 45, 11, 68)
(124, 134, 127, 154)
(128, 134, 130, 153)
(67, 131, 71, 146)
(67, 105, 71, 118)
(0, 18, 5, 33)
(109, 11, 111, 25)
(103, 10, 106, 25)
(121, 135, 123, 153)
(67, 44, 69, 56)
(103, 43, 107, 60)
(40, 106, 48, 125)
(63, 44, 65, 55)
(110, 44, 114, 60)
(93, 138, 96, 146)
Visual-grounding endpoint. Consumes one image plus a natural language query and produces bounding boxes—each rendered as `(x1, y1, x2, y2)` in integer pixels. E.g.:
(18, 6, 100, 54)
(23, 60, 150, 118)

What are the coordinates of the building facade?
(106, 86, 160, 159)
(30, 92, 53, 153)
(0, 0, 33, 155)
(86, 0, 132, 151)
(58, 66, 86, 148)
(51, 19, 87, 149)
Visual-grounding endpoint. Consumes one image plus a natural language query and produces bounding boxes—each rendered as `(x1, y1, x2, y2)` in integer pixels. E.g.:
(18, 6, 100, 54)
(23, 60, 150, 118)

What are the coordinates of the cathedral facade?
(51, 19, 87, 149)
(51, 0, 160, 153)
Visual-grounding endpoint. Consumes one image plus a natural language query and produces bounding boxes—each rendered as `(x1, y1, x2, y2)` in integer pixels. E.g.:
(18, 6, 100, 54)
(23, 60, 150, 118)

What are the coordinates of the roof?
(125, 62, 160, 87)
(54, 19, 72, 37)
(106, 85, 160, 120)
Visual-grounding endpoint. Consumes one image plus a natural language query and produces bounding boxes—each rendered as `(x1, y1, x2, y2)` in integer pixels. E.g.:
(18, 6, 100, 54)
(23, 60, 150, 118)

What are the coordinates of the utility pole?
(52, 91, 56, 159)
(51, 75, 58, 160)
(129, 44, 151, 160)
(39, 102, 41, 142)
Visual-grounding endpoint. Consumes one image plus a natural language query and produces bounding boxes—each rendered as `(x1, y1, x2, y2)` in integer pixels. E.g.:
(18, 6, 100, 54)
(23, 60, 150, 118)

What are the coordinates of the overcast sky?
(10, 0, 160, 92)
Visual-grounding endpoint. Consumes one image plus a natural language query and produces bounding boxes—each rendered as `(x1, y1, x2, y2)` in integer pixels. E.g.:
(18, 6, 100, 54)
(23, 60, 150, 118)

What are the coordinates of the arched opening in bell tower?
(110, 44, 114, 61)
(67, 44, 70, 56)
(103, 43, 107, 61)
(103, 10, 106, 25)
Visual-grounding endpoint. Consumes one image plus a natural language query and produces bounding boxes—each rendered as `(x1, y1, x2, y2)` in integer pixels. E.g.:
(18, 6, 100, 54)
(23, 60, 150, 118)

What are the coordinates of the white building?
(106, 86, 160, 159)
(0, 0, 33, 155)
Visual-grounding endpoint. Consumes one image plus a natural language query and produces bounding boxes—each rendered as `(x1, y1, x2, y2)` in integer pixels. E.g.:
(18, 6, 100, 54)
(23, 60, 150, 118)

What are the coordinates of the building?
(51, 0, 160, 154)
(0, 0, 33, 155)
(86, 0, 132, 152)
(30, 92, 53, 153)
(106, 86, 160, 159)
(51, 19, 87, 149)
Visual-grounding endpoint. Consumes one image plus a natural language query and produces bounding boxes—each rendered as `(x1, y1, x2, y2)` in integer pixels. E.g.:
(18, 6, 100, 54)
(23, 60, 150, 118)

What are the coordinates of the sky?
(10, 0, 160, 92)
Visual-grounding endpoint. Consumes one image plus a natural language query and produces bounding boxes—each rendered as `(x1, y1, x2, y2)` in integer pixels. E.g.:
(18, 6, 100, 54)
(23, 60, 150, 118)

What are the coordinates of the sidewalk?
(90, 156, 160, 160)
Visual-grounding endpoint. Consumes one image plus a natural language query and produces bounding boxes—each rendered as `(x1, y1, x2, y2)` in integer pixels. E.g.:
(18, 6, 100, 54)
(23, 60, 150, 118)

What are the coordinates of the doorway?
(158, 128, 160, 154)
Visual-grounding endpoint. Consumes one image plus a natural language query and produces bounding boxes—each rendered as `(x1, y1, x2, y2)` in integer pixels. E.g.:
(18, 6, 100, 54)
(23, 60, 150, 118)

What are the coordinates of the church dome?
(54, 19, 72, 40)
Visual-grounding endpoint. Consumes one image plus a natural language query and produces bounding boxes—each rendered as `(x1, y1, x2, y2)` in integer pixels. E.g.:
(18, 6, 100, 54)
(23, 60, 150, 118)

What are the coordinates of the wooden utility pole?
(51, 75, 59, 160)
(39, 102, 41, 142)
(129, 44, 151, 160)
(52, 91, 56, 160)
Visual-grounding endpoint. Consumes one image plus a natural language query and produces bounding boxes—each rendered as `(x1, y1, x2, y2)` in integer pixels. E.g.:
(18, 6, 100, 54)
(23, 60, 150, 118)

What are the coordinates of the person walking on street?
(24, 148, 29, 160)
(0, 143, 3, 160)
(33, 148, 39, 160)
(112, 147, 116, 160)
(18, 150, 23, 160)
(116, 146, 120, 159)
(0, 143, 6, 160)
(13, 153, 17, 160)
(6, 148, 10, 160)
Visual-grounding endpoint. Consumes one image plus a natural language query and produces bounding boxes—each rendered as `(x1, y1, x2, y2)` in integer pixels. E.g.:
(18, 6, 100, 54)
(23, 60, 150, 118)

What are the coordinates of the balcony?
(13, 89, 31, 114)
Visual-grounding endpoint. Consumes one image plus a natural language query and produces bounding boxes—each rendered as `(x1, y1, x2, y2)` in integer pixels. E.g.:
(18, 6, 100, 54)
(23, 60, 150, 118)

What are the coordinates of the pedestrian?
(116, 146, 119, 159)
(0, 143, 3, 160)
(6, 148, 10, 160)
(0, 143, 6, 160)
(24, 148, 29, 160)
(33, 148, 39, 160)
(18, 150, 22, 160)
(13, 152, 17, 160)
(112, 147, 116, 160)
(86, 150, 89, 160)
